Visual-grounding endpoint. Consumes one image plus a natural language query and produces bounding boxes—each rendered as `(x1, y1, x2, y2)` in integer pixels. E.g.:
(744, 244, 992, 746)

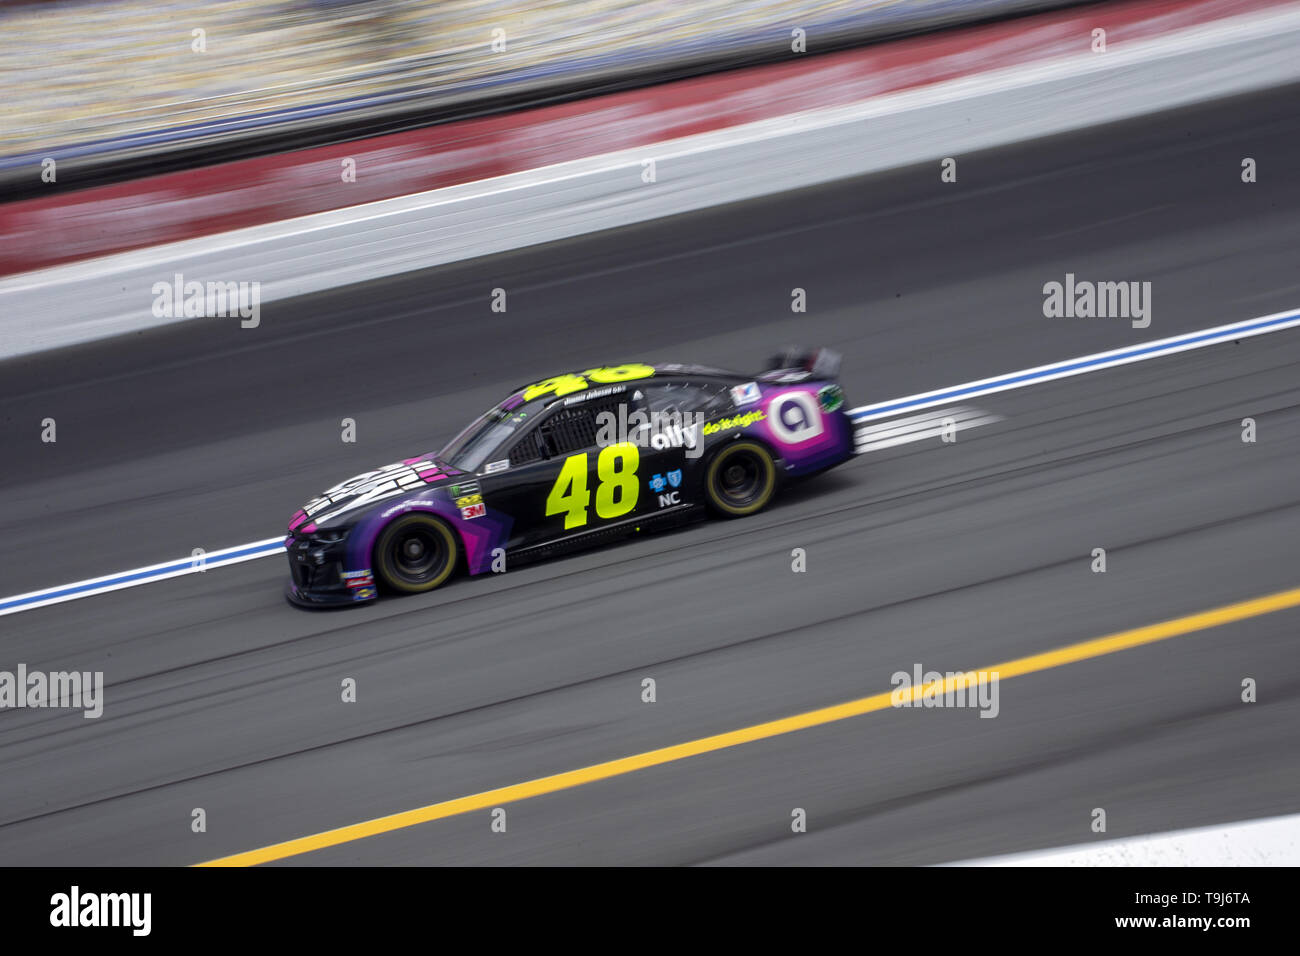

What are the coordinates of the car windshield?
(439, 396, 546, 471)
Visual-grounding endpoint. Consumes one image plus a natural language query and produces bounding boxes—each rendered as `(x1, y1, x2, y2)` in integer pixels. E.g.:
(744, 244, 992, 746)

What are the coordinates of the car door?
(536, 394, 644, 543)
(637, 380, 731, 508)
(477, 393, 643, 552)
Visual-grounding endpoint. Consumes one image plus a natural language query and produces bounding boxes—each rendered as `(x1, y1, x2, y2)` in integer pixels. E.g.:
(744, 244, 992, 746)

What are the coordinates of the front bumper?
(284, 578, 373, 608)
(284, 531, 377, 607)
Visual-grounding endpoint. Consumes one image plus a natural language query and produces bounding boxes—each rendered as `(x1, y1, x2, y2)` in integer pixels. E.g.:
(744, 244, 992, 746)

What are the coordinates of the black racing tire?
(373, 513, 460, 594)
(704, 440, 777, 517)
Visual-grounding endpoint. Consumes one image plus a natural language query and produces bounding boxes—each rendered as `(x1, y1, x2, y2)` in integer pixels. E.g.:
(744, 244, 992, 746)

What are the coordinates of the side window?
(699, 382, 734, 415)
(644, 381, 729, 418)
(514, 395, 642, 463)
(507, 429, 545, 467)
(539, 401, 604, 457)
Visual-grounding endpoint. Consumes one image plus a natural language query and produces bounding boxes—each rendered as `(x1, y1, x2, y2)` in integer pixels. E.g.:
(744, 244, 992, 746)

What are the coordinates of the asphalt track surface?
(1, 84, 1299, 866)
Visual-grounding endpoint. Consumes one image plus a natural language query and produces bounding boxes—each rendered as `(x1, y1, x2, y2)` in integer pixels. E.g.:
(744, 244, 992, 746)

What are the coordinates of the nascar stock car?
(284, 349, 860, 606)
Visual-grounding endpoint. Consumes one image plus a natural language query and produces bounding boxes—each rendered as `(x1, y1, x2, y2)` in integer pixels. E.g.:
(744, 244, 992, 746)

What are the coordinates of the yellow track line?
(197, 585, 1300, 866)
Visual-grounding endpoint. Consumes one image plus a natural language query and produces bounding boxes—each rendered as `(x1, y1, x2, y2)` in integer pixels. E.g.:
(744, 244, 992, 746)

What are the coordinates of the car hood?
(287, 454, 465, 533)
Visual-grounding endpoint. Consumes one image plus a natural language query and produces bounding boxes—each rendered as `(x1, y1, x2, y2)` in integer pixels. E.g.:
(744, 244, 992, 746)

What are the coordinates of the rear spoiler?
(756, 346, 841, 383)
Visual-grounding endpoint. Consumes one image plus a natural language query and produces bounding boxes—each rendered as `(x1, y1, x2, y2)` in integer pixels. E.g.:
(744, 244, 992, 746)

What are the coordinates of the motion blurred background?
(2, 0, 1298, 869)
(0, 0, 1065, 173)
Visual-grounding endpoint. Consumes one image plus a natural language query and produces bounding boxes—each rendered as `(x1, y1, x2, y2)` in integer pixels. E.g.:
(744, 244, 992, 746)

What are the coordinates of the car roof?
(504, 363, 747, 403)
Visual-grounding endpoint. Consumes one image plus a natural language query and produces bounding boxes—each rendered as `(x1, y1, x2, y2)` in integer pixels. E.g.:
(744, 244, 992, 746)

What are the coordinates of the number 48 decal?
(546, 444, 640, 529)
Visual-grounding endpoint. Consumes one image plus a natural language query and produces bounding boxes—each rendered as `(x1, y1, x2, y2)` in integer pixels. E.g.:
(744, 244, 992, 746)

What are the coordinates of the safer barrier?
(0, 0, 1278, 278)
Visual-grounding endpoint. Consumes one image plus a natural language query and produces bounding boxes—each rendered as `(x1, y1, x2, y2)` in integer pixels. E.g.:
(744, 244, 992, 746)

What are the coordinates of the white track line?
(853, 405, 1002, 453)
(944, 811, 1300, 866)
(3, 307, 1297, 618)
(0, 538, 284, 616)
(849, 307, 1300, 421)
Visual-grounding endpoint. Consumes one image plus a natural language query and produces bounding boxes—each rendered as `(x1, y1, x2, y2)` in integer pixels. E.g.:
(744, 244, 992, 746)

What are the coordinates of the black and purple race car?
(284, 349, 857, 607)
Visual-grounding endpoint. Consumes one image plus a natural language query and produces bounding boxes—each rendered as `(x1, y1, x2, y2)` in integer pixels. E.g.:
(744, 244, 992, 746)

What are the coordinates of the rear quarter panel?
(750, 382, 853, 474)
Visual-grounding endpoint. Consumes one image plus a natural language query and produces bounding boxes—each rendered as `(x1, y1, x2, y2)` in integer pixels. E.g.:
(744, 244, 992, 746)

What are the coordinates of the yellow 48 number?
(546, 444, 639, 529)
(522, 364, 655, 402)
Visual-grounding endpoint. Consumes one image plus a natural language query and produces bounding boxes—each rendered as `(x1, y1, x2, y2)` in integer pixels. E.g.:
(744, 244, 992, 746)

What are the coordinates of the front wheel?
(373, 514, 460, 593)
(705, 441, 777, 517)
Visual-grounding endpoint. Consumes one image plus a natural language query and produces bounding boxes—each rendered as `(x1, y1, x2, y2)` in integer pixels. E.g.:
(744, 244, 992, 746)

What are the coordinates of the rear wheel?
(373, 514, 459, 593)
(705, 441, 777, 517)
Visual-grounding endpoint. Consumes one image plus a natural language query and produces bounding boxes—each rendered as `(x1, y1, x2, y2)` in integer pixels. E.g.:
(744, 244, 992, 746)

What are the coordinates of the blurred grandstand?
(1, 0, 1070, 174)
